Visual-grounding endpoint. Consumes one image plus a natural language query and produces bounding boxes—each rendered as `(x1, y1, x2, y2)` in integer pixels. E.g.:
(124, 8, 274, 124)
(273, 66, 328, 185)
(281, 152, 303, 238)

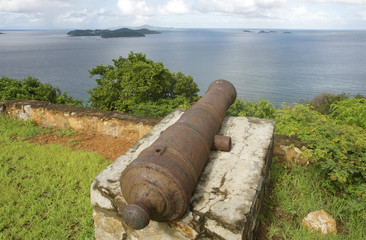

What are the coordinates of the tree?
(88, 52, 199, 113)
(0, 76, 83, 106)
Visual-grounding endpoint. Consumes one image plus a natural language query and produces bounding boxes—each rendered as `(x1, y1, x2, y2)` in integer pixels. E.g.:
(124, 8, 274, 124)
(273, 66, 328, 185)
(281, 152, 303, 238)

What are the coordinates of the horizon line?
(1, 27, 365, 32)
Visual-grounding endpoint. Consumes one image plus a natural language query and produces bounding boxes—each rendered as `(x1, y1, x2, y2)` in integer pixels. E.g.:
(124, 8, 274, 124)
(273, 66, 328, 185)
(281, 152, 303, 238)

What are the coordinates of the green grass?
(0, 115, 110, 239)
(263, 160, 366, 239)
(55, 127, 80, 137)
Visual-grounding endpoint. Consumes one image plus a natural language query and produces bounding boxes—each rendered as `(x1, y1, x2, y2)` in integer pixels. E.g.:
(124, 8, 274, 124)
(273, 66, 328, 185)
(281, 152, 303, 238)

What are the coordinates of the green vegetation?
(0, 76, 83, 106)
(67, 28, 161, 38)
(276, 104, 366, 192)
(226, 98, 276, 119)
(0, 115, 110, 239)
(330, 97, 366, 129)
(264, 162, 365, 239)
(88, 52, 199, 116)
(55, 127, 80, 138)
(227, 95, 366, 193)
(226, 94, 365, 239)
(128, 95, 195, 117)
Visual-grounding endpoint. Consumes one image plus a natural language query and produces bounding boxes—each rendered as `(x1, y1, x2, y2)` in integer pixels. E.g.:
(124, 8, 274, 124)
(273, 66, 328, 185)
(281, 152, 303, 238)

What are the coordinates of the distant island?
(67, 28, 161, 38)
(243, 30, 291, 34)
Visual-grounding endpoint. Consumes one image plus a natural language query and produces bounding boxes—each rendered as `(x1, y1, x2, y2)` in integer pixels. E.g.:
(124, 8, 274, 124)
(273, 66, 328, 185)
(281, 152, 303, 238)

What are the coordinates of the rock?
(93, 209, 124, 240)
(301, 210, 337, 235)
(273, 134, 309, 165)
(273, 144, 308, 165)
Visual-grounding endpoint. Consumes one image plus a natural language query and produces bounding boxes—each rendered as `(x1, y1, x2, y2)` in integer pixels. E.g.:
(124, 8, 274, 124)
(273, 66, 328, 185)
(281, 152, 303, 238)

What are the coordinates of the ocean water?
(0, 29, 365, 106)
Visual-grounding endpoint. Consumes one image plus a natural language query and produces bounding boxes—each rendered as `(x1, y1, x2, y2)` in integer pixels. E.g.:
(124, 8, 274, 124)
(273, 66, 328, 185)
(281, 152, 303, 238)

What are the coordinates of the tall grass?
(0, 115, 110, 239)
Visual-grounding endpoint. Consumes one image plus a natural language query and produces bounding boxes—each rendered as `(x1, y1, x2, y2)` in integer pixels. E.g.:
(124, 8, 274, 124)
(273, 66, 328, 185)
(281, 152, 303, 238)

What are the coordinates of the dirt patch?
(28, 128, 137, 161)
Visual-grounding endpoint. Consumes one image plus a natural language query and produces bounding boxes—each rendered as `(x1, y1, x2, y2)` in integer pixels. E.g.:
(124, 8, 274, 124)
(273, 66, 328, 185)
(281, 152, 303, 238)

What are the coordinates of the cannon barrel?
(120, 80, 237, 230)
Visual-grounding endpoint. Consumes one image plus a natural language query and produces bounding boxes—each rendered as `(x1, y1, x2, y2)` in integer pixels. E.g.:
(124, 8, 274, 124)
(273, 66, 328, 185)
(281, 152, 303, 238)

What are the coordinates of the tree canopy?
(0, 76, 82, 106)
(88, 52, 199, 114)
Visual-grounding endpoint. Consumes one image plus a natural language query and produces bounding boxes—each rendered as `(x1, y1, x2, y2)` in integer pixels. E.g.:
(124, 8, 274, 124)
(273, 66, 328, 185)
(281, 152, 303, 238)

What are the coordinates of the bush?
(0, 76, 83, 106)
(88, 52, 199, 113)
(128, 95, 195, 117)
(330, 98, 366, 129)
(226, 98, 276, 119)
(275, 104, 366, 193)
(307, 92, 348, 115)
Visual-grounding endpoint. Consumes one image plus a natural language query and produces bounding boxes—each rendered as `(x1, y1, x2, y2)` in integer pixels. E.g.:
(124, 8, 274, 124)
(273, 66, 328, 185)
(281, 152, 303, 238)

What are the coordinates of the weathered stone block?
(91, 109, 275, 240)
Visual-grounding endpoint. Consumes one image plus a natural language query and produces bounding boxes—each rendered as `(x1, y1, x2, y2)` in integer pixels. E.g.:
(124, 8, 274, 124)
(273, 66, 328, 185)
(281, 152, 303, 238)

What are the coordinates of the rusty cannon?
(120, 79, 237, 230)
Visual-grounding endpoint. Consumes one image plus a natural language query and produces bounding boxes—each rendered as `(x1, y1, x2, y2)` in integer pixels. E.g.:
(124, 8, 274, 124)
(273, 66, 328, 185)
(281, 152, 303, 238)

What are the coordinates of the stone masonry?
(0, 100, 159, 140)
(91, 109, 275, 240)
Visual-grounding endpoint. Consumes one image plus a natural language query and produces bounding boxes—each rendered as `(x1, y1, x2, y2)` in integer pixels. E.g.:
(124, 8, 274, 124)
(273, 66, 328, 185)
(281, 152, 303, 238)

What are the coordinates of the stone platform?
(91, 109, 275, 240)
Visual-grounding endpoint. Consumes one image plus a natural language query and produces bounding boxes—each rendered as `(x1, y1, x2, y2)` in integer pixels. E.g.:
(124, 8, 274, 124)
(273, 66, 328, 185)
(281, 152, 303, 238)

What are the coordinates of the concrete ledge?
(0, 100, 159, 139)
(91, 109, 275, 239)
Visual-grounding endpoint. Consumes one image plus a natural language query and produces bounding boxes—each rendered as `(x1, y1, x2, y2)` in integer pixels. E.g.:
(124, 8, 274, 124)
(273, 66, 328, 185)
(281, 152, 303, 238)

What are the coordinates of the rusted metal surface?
(120, 79, 237, 230)
(213, 135, 232, 152)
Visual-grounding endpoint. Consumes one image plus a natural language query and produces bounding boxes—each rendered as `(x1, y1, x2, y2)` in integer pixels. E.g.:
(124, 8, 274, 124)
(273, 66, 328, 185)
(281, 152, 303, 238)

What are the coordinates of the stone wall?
(91, 109, 275, 240)
(0, 100, 160, 140)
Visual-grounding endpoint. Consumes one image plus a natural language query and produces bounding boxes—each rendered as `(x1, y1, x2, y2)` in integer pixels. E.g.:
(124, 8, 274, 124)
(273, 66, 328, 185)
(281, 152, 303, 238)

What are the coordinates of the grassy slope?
(263, 162, 365, 240)
(0, 115, 110, 239)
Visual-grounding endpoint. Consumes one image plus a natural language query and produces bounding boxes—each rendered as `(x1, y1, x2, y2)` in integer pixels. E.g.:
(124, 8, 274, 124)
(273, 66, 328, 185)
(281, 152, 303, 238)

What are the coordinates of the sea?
(0, 29, 365, 107)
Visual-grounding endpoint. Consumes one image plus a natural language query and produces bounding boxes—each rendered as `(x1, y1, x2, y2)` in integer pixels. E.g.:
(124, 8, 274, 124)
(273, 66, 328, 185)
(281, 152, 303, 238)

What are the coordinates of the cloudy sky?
(0, 0, 365, 30)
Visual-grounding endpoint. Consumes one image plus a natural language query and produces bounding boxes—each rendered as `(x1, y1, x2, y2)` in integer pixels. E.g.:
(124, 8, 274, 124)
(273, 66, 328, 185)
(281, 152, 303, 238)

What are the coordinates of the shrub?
(87, 52, 199, 113)
(0, 76, 83, 106)
(226, 98, 276, 119)
(127, 95, 196, 117)
(330, 98, 366, 129)
(307, 92, 348, 115)
(275, 104, 366, 193)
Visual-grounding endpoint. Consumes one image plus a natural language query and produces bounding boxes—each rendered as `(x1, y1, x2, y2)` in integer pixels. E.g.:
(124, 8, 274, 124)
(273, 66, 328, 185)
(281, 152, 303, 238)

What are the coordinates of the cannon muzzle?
(120, 79, 237, 230)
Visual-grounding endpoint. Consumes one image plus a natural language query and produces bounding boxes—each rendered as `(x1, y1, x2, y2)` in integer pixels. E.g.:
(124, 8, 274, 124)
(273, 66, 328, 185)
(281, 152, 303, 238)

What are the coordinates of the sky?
(0, 0, 365, 30)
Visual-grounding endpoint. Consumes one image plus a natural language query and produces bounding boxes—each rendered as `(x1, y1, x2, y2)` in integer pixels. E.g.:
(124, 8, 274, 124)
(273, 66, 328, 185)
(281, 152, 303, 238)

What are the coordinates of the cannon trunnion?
(120, 80, 237, 230)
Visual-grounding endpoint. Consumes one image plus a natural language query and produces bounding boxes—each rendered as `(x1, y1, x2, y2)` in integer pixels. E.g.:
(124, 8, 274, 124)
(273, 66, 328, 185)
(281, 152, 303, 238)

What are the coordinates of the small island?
(243, 30, 291, 34)
(67, 28, 161, 38)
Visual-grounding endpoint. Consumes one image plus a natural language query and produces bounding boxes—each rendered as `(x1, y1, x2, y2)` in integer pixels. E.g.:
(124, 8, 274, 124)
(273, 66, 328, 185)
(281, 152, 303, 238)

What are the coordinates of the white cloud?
(285, 5, 341, 24)
(134, 15, 150, 25)
(115, 0, 290, 17)
(0, 0, 70, 12)
(293, 6, 308, 15)
(211, 0, 257, 13)
(56, 8, 110, 24)
(0, 11, 44, 27)
(0, 0, 364, 29)
(158, 0, 190, 14)
(193, 0, 289, 14)
(56, 9, 89, 23)
(117, 0, 151, 15)
(302, 0, 366, 4)
(360, 10, 366, 20)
